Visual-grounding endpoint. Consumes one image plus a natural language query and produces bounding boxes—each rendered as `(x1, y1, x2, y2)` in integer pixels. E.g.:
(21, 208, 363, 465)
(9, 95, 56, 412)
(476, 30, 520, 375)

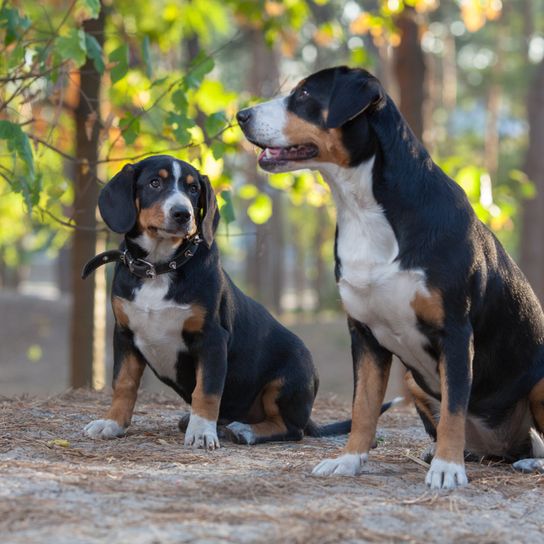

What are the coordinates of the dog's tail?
(304, 396, 404, 437)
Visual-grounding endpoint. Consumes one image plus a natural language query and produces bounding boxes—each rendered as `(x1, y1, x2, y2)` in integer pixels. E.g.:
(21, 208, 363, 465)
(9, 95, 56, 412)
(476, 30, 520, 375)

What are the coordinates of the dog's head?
(237, 66, 385, 173)
(98, 156, 219, 248)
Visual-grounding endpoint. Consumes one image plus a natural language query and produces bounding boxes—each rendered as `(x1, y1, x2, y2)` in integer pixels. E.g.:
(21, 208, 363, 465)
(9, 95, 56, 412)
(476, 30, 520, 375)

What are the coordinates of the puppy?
(83, 155, 390, 448)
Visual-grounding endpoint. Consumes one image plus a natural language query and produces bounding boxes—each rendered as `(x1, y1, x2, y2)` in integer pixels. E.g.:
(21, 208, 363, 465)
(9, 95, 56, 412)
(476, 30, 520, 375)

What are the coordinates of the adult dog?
(82, 155, 394, 448)
(237, 66, 544, 489)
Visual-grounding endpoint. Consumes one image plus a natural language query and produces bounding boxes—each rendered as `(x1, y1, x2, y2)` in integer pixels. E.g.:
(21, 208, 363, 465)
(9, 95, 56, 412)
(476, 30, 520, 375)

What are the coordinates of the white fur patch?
(84, 419, 125, 439)
(321, 158, 441, 393)
(122, 274, 193, 382)
(172, 159, 181, 182)
(312, 453, 368, 477)
(184, 413, 219, 450)
(425, 457, 468, 489)
(225, 421, 256, 445)
(247, 97, 290, 147)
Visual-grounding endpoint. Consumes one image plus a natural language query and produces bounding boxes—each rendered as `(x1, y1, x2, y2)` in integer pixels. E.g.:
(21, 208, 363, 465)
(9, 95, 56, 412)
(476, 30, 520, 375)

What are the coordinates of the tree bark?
(520, 59, 544, 302)
(393, 7, 426, 141)
(69, 9, 105, 387)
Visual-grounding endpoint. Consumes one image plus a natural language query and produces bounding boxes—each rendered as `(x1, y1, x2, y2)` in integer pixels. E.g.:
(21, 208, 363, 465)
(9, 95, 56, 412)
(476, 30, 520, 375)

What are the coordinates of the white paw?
(312, 453, 368, 477)
(84, 419, 125, 439)
(184, 413, 219, 450)
(512, 458, 544, 474)
(425, 458, 468, 489)
(225, 421, 256, 445)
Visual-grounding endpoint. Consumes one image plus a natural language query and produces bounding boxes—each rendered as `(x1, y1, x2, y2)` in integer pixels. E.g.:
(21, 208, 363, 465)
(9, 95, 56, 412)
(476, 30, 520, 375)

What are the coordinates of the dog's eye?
(150, 179, 161, 189)
(297, 88, 310, 101)
(189, 185, 199, 194)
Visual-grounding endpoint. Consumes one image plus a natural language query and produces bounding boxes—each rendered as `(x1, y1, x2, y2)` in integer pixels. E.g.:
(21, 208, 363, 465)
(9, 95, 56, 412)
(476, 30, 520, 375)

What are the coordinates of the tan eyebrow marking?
(158, 168, 169, 179)
(186, 174, 195, 184)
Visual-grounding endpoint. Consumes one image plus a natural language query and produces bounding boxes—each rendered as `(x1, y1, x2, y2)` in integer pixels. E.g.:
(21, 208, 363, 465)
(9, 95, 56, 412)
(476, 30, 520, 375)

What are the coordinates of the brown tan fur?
(405, 371, 438, 431)
(344, 354, 391, 454)
(247, 378, 288, 437)
(105, 354, 145, 428)
(138, 202, 165, 233)
(434, 360, 466, 464)
(529, 378, 544, 433)
(411, 288, 444, 327)
(183, 304, 206, 333)
(158, 168, 169, 178)
(112, 296, 129, 328)
(191, 364, 221, 421)
(186, 174, 195, 184)
(283, 112, 350, 167)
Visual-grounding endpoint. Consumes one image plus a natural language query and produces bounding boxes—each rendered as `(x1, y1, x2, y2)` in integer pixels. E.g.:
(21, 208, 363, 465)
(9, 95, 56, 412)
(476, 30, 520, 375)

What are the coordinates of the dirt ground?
(1, 390, 542, 544)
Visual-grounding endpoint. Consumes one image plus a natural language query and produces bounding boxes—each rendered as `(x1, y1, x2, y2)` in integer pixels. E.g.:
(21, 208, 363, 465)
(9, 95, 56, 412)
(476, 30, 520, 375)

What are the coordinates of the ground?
(1, 391, 543, 543)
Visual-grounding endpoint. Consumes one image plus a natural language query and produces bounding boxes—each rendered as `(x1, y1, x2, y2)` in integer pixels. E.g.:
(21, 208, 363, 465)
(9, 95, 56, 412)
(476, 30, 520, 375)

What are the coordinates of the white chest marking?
(321, 159, 439, 392)
(122, 275, 192, 382)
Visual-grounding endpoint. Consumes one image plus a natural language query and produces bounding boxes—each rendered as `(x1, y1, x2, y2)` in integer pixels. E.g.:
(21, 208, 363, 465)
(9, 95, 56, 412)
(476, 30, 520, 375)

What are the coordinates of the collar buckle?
(125, 251, 156, 279)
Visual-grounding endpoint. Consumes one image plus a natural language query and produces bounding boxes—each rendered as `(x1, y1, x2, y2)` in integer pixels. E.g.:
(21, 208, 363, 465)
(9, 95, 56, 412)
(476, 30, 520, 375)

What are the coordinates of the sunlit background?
(1, 0, 543, 400)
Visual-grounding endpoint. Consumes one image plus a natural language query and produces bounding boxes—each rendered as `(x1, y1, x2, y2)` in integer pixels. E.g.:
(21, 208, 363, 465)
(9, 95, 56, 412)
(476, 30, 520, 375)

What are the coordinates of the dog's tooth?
(265, 148, 271, 158)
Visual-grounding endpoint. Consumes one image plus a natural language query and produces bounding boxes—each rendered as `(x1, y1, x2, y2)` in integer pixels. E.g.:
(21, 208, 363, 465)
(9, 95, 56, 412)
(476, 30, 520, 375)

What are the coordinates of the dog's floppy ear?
(198, 174, 220, 248)
(98, 163, 137, 233)
(325, 69, 384, 129)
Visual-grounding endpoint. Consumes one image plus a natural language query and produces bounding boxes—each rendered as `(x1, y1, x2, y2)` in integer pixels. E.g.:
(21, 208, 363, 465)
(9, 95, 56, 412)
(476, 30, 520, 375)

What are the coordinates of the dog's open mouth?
(256, 144, 318, 170)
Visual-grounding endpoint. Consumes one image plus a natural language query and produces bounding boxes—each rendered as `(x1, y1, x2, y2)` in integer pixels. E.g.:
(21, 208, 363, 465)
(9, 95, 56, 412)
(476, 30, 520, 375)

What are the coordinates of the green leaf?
(248, 193, 272, 225)
(109, 44, 129, 84)
(142, 36, 152, 78)
(220, 190, 235, 224)
(119, 114, 140, 145)
(1, 7, 30, 46)
(210, 141, 226, 160)
(84, 33, 104, 74)
(166, 112, 195, 145)
(204, 111, 227, 138)
(78, 0, 100, 19)
(56, 28, 87, 67)
(185, 51, 214, 89)
(0, 121, 34, 177)
(171, 88, 188, 112)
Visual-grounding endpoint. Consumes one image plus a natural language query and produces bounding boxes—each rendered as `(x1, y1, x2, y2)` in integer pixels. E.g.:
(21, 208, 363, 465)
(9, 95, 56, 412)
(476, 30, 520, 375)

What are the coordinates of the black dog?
(82, 155, 394, 448)
(237, 66, 544, 488)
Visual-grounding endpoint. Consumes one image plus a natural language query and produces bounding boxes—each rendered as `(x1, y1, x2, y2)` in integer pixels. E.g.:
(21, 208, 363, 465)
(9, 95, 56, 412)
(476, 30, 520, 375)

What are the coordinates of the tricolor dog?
(237, 66, 544, 489)
(82, 155, 394, 448)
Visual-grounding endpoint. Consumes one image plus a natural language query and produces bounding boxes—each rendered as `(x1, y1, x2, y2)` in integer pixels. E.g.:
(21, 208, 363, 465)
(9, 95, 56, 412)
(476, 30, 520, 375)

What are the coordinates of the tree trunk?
(69, 8, 105, 388)
(521, 59, 544, 302)
(393, 7, 426, 141)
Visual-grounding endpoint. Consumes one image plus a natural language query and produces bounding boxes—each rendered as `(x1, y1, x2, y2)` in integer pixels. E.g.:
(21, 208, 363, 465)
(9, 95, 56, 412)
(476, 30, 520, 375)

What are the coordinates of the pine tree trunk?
(393, 7, 426, 141)
(520, 59, 544, 302)
(69, 9, 105, 388)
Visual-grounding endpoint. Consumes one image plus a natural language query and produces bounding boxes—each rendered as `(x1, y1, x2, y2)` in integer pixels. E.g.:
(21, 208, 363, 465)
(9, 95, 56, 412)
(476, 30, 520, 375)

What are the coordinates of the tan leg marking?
(183, 304, 207, 333)
(434, 360, 466, 464)
(112, 296, 129, 328)
(191, 364, 221, 421)
(106, 354, 145, 428)
(345, 353, 390, 454)
(411, 288, 444, 327)
(529, 378, 544, 432)
(283, 113, 351, 167)
(248, 378, 287, 437)
(405, 371, 438, 431)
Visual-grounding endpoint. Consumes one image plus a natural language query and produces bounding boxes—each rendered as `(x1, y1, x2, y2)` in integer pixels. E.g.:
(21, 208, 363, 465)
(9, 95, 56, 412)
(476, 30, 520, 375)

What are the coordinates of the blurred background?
(1, 0, 543, 402)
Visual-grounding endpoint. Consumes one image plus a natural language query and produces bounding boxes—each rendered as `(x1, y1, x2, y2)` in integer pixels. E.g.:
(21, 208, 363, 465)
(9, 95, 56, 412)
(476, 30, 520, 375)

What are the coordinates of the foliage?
(0, 0, 540, 283)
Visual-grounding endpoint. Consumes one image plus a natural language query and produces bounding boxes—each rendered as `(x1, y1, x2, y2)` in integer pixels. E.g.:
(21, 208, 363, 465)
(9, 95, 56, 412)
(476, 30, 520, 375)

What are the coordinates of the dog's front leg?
(84, 325, 145, 439)
(313, 317, 392, 476)
(426, 322, 473, 489)
(184, 326, 228, 450)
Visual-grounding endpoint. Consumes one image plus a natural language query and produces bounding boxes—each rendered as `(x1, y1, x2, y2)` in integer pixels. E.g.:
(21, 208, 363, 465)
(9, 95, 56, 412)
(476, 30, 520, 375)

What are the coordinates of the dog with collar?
(237, 66, 544, 488)
(83, 155, 395, 448)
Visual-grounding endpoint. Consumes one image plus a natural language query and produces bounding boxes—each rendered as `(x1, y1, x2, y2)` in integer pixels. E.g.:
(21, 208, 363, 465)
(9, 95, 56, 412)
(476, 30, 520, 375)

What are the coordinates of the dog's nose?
(236, 108, 252, 126)
(170, 206, 191, 224)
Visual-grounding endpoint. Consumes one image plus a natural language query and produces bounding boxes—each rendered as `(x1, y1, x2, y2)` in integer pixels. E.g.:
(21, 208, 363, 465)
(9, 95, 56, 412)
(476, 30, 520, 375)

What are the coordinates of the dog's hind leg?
(513, 378, 544, 474)
(225, 376, 312, 445)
